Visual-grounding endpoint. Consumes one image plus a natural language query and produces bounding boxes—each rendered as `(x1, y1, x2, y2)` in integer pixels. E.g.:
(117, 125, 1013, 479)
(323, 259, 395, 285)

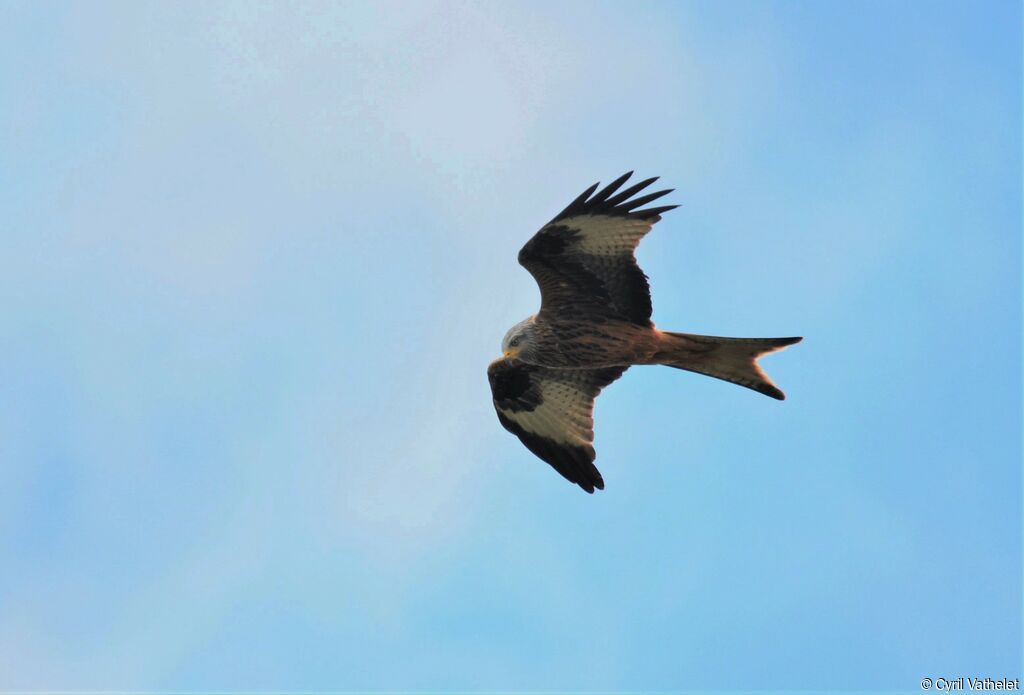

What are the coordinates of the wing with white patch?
(518, 172, 678, 326)
(487, 357, 627, 493)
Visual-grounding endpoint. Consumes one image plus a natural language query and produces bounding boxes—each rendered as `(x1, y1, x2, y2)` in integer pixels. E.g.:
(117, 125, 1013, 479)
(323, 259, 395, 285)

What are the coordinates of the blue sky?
(0, 1, 1020, 692)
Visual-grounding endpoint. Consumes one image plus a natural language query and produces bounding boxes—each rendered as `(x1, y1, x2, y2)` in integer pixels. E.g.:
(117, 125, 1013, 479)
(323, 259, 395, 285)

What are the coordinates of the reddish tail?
(654, 331, 802, 400)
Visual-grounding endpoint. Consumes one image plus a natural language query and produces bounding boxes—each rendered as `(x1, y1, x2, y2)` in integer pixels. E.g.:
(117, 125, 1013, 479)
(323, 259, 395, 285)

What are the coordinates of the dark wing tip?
(605, 176, 659, 207)
(550, 173, 677, 224)
(494, 412, 606, 493)
(550, 181, 599, 221)
(632, 204, 680, 220)
(589, 171, 634, 204)
(576, 468, 604, 494)
(619, 188, 673, 212)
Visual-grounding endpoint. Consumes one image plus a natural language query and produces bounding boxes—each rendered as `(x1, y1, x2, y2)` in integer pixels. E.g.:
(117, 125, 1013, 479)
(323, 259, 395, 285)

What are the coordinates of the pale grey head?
(502, 315, 538, 361)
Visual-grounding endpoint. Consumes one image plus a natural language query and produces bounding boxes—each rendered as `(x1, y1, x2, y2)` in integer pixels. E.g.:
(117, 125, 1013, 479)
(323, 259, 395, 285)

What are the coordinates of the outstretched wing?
(487, 357, 627, 493)
(518, 172, 678, 326)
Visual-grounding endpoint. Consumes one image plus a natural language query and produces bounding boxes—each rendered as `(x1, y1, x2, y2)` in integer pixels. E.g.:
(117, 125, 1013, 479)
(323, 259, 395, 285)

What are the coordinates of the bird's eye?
(510, 336, 520, 347)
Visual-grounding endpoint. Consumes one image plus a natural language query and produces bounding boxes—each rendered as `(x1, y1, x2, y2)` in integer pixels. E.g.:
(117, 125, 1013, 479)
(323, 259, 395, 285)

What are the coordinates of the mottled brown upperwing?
(517, 171, 678, 327)
(487, 357, 627, 493)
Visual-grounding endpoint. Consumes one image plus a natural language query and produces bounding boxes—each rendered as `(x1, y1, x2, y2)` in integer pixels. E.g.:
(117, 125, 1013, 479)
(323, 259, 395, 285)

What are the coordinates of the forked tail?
(654, 331, 802, 400)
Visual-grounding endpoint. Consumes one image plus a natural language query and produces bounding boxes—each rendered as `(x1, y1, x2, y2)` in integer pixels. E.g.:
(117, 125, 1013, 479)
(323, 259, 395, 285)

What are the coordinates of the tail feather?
(655, 332, 802, 400)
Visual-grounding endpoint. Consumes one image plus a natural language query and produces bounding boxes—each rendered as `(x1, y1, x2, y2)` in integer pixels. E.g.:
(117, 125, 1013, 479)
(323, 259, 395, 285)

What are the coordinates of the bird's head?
(502, 316, 537, 361)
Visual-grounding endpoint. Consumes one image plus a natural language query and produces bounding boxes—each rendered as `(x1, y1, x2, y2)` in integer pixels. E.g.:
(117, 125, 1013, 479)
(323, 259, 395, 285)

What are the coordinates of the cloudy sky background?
(1, 0, 1020, 691)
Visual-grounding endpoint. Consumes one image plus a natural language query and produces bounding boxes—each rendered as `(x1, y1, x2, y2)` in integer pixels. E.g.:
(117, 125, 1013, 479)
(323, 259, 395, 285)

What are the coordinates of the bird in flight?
(487, 172, 801, 493)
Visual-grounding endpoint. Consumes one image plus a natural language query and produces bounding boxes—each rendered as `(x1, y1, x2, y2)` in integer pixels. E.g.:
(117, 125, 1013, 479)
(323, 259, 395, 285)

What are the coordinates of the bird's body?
(488, 172, 801, 493)
(503, 314, 660, 369)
